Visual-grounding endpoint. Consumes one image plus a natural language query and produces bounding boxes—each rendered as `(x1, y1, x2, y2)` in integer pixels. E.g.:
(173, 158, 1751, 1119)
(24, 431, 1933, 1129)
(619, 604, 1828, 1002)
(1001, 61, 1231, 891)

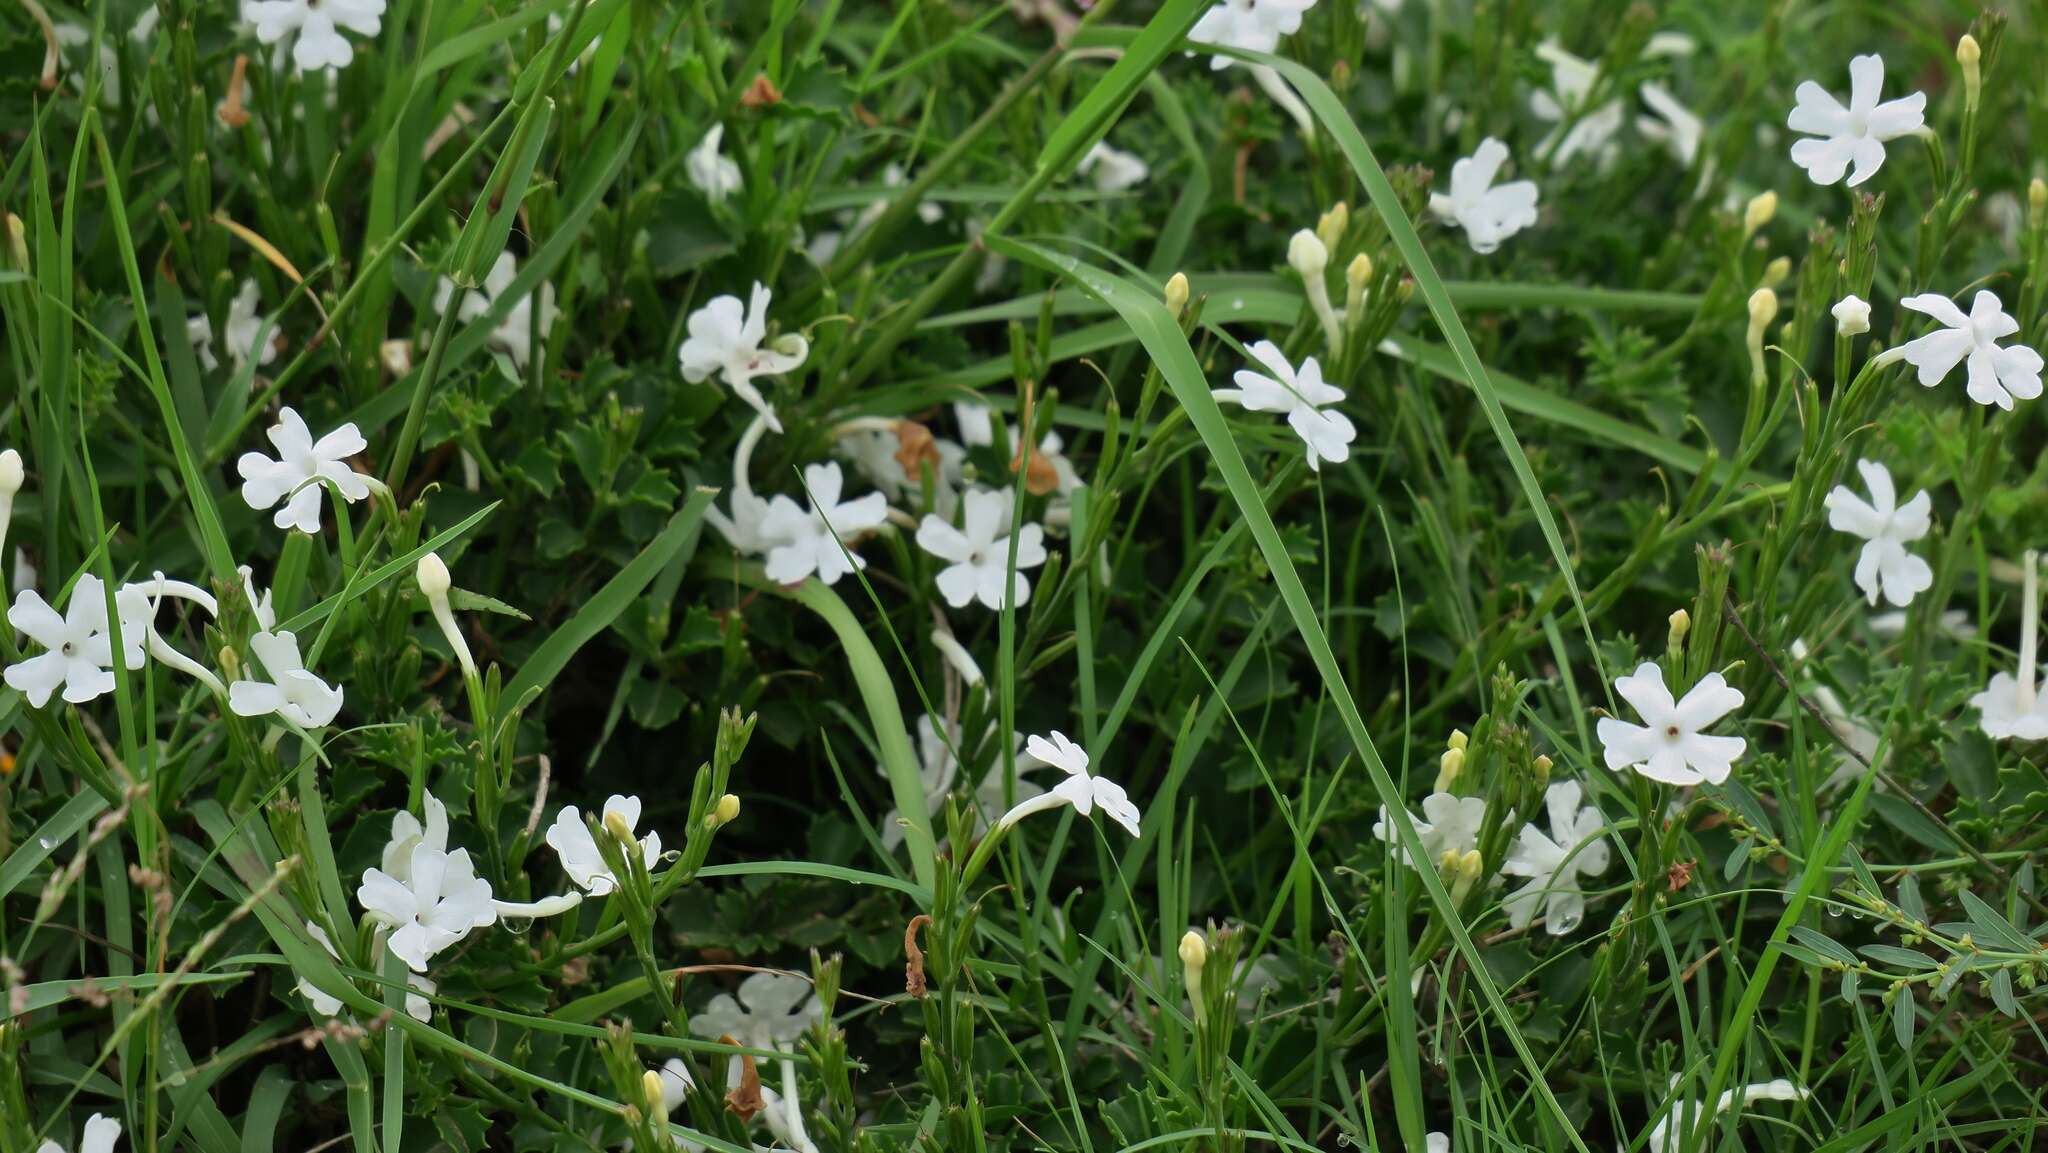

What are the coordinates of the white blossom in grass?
(1077, 142, 1149, 192)
(954, 400, 996, 448)
(356, 842, 497, 972)
(433, 253, 558, 373)
(119, 573, 227, 697)
(993, 730, 1141, 837)
(238, 407, 374, 534)
(1823, 460, 1933, 607)
(228, 630, 343, 728)
(1832, 294, 1871, 336)
(1637, 83, 1705, 167)
(4, 576, 135, 707)
(677, 283, 808, 432)
(1428, 138, 1539, 253)
(545, 795, 663, 895)
(690, 971, 821, 1049)
(1891, 291, 2043, 410)
(1973, 550, 2048, 740)
(246, 0, 385, 72)
(415, 552, 476, 678)
(1787, 54, 1924, 187)
(762, 463, 889, 586)
(686, 124, 743, 204)
(1529, 41, 1623, 168)
(1212, 340, 1355, 472)
(1187, 0, 1318, 69)
(1596, 662, 1746, 786)
(879, 716, 1046, 849)
(36, 1114, 122, 1153)
(1372, 792, 1486, 869)
(1644, 1078, 1808, 1153)
(916, 487, 1049, 611)
(225, 280, 279, 372)
(1500, 780, 1609, 935)
(297, 920, 433, 1021)
(706, 412, 784, 555)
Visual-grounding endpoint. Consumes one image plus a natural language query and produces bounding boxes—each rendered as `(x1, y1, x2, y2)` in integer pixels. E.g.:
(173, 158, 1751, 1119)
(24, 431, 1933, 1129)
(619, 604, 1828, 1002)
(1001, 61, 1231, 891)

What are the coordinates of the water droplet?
(1231, 298, 1245, 310)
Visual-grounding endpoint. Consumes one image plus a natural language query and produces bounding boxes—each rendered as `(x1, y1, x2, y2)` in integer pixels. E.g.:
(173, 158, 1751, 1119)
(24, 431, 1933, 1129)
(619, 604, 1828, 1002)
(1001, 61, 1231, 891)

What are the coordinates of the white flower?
(689, 971, 820, 1049)
(1529, 42, 1624, 168)
(191, 280, 279, 375)
(298, 920, 431, 1020)
(1212, 340, 1356, 472)
(228, 630, 344, 728)
(954, 400, 996, 447)
(706, 412, 784, 555)
(1823, 460, 1933, 607)
(1077, 142, 1149, 192)
(36, 1113, 122, 1153)
(1974, 550, 2048, 740)
(1637, 82, 1704, 167)
(1596, 662, 1746, 786)
(655, 1057, 693, 1111)
(382, 792, 449, 882)
(1832, 294, 1871, 336)
(880, 715, 1046, 849)
(993, 730, 1141, 837)
(356, 842, 497, 972)
(1187, 0, 1318, 69)
(677, 283, 808, 432)
(762, 463, 889, 586)
(1372, 792, 1486, 869)
(433, 252, 559, 372)
(1428, 137, 1539, 253)
(246, 0, 385, 71)
(1644, 1078, 1807, 1153)
(545, 795, 663, 895)
(4, 575, 142, 707)
(1426, 1135, 1449, 1153)
(930, 629, 984, 687)
(1787, 54, 1925, 187)
(686, 124, 743, 204)
(1893, 291, 2043, 410)
(1500, 780, 1610, 935)
(237, 407, 374, 534)
(915, 487, 1049, 611)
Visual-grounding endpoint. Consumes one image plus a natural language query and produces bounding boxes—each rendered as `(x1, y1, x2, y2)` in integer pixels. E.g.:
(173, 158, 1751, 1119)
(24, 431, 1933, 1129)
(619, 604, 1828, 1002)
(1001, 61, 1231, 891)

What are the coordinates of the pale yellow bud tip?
(1957, 34, 1980, 66)
(1761, 256, 1791, 289)
(1164, 272, 1190, 318)
(1447, 729, 1468, 752)
(416, 552, 452, 599)
(2031, 178, 2047, 214)
(643, 1069, 670, 1116)
(603, 810, 636, 844)
(1747, 288, 1779, 329)
(1668, 608, 1691, 640)
(1287, 229, 1328, 277)
(1178, 929, 1208, 970)
(714, 793, 742, 827)
(1435, 747, 1465, 792)
(1533, 754, 1553, 774)
(1316, 203, 1350, 251)
(1743, 191, 1778, 237)
(0, 449, 21, 495)
(1346, 253, 1372, 287)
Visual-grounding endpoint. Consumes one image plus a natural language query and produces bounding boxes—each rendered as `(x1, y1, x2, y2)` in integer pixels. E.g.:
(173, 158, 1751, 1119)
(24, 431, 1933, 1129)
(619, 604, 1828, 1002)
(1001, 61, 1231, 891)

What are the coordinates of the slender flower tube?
(1289, 230, 1343, 356)
(417, 552, 476, 678)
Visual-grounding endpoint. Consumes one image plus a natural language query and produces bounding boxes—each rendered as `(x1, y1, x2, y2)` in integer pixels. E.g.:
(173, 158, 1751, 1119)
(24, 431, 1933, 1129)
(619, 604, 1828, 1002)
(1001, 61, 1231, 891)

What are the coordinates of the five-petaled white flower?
(1644, 1078, 1807, 1153)
(1212, 340, 1356, 472)
(1501, 780, 1610, 935)
(1787, 54, 1925, 187)
(246, 0, 386, 71)
(1973, 550, 2048, 740)
(357, 840, 498, 972)
(677, 283, 809, 432)
(1078, 142, 1149, 192)
(545, 795, 663, 895)
(687, 124, 744, 204)
(1893, 291, 2043, 410)
(762, 463, 889, 587)
(36, 1113, 123, 1153)
(1832, 294, 1871, 336)
(993, 730, 1141, 837)
(1372, 792, 1486, 870)
(4, 575, 143, 707)
(1596, 662, 1746, 786)
(1824, 460, 1933, 608)
(1428, 137, 1539, 253)
(190, 280, 280, 374)
(434, 252, 559, 372)
(916, 487, 1049, 611)
(1187, 0, 1318, 69)
(238, 407, 374, 534)
(228, 629, 344, 728)
(689, 971, 821, 1049)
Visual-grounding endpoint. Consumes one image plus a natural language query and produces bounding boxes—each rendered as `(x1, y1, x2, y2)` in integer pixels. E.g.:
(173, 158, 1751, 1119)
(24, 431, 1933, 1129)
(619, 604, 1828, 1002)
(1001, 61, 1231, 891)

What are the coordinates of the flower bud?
(0, 449, 22, 496)
(1760, 256, 1791, 289)
(417, 552, 476, 677)
(643, 1069, 670, 1124)
(603, 809, 637, 844)
(1179, 929, 1208, 1020)
(1448, 849, 1484, 904)
(416, 552, 452, 598)
(1164, 272, 1190, 319)
(1434, 747, 1465, 792)
(2032, 178, 2048, 225)
(1742, 191, 1777, 239)
(1287, 229, 1328, 279)
(1316, 203, 1350, 252)
(1344, 253, 1372, 318)
(1532, 754, 1552, 786)
(1957, 34, 1981, 114)
(5, 214, 27, 272)
(1447, 729, 1468, 752)
(1667, 608, 1691, 654)
(1746, 288, 1779, 383)
(1831, 294, 1871, 336)
(712, 793, 742, 828)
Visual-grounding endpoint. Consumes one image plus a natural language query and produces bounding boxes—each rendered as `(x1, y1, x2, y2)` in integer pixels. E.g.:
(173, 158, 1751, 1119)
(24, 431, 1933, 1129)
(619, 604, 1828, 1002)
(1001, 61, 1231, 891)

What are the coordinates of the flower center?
(61, 640, 76, 656)
(1664, 724, 1682, 740)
